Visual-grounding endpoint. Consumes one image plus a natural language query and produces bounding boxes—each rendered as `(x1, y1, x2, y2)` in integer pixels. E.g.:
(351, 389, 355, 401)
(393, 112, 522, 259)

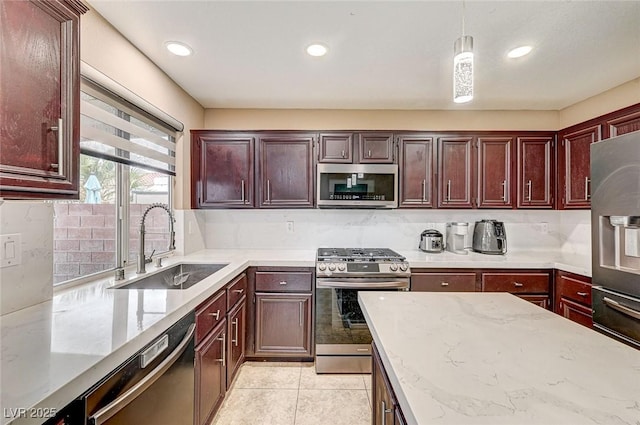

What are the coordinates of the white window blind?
(79, 67, 181, 176)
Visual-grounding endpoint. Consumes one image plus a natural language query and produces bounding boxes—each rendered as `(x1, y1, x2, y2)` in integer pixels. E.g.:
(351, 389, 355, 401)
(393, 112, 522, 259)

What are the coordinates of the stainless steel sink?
(114, 263, 228, 290)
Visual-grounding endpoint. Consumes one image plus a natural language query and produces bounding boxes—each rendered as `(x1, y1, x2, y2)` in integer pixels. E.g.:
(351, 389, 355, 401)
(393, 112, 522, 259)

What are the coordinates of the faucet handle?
(145, 249, 156, 264)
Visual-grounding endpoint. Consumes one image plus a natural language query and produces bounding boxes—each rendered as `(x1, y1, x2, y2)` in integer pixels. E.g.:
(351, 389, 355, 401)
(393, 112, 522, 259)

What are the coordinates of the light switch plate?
(1, 233, 22, 268)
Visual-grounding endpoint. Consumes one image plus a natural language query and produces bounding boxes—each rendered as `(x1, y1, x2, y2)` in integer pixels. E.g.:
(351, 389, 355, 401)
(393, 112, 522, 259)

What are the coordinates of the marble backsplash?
(202, 209, 586, 252)
(0, 201, 54, 315)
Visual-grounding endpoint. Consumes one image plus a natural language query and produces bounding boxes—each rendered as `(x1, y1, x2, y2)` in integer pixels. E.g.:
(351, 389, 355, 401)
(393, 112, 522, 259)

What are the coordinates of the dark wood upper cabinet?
(0, 0, 87, 199)
(557, 125, 601, 209)
(477, 136, 513, 208)
(437, 136, 474, 208)
(258, 133, 315, 208)
(397, 134, 435, 208)
(191, 132, 255, 208)
(605, 108, 640, 138)
(517, 136, 554, 208)
(318, 132, 353, 163)
(358, 132, 395, 163)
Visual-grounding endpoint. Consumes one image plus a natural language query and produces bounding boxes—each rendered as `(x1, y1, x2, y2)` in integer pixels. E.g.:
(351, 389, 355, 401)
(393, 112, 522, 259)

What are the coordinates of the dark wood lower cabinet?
(226, 297, 246, 387)
(254, 293, 312, 356)
(195, 320, 226, 425)
(372, 343, 405, 425)
(558, 297, 593, 328)
(554, 270, 592, 328)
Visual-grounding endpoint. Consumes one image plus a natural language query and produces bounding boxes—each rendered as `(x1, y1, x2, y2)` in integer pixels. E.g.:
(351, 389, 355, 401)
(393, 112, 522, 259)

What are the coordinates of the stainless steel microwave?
(317, 163, 398, 208)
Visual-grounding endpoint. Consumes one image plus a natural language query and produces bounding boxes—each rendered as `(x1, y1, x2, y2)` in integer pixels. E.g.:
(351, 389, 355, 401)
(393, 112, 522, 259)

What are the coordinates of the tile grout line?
(293, 365, 302, 425)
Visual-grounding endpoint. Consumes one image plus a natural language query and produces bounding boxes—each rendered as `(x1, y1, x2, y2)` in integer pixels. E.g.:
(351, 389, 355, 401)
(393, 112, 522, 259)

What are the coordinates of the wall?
(0, 202, 53, 315)
(203, 209, 563, 252)
(81, 6, 205, 210)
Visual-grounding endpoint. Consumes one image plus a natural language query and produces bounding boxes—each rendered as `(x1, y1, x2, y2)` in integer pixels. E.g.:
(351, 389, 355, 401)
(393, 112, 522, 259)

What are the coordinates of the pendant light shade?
(453, 35, 474, 103)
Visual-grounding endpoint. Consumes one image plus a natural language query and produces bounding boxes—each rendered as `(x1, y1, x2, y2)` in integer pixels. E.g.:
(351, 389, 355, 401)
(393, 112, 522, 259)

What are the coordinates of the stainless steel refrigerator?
(591, 130, 640, 348)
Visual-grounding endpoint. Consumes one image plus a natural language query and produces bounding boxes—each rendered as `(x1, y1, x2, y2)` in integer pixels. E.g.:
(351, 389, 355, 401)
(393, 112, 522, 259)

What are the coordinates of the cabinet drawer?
(482, 272, 549, 293)
(227, 273, 248, 310)
(518, 294, 550, 309)
(195, 290, 226, 345)
(556, 274, 592, 306)
(411, 273, 476, 292)
(255, 271, 313, 292)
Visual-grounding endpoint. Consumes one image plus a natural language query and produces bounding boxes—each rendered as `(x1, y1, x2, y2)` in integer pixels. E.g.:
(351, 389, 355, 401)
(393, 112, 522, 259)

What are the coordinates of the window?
(53, 66, 181, 286)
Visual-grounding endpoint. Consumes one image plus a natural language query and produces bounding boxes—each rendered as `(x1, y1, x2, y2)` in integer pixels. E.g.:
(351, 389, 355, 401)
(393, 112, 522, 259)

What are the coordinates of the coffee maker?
(446, 222, 469, 255)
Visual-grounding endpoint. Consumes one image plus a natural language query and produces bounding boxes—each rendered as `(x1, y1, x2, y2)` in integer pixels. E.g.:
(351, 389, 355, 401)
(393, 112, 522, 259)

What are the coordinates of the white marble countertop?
(0, 248, 589, 425)
(359, 291, 640, 425)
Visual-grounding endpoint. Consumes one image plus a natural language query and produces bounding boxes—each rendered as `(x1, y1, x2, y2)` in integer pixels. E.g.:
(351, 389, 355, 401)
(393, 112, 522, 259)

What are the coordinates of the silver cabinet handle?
(368, 149, 372, 158)
(90, 323, 195, 425)
(208, 310, 220, 320)
(381, 400, 393, 425)
(197, 180, 202, 205)
(585, 177, 590, 200)
(232, 318, 239, 347)
(241, 179, 245, 203)
(341, 150, 345, 158)
(299, 302, 303, 326)
(514, 282, 524, 287)
(441, 282, 449, 287)
(422, 179, 427, 202)
(266, 179, 271, 203)
(50, 118, 63, 174)
(603, 297, 640, 321)
(279, 281, 288, 285)
(502, 180, 507, 201)
(526, 180, 532, 201)
(446, 180, 451, 202)
(218, 333, 226, 367)
(233, 288, 244, 294)
(577, 292, 588, 297)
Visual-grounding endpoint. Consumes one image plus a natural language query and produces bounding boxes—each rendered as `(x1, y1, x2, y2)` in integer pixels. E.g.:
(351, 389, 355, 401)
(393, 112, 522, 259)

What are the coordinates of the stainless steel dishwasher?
(81, 312, 196, 425)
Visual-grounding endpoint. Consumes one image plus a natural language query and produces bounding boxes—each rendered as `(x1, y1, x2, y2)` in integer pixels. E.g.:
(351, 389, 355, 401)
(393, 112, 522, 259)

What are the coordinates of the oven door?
(314, 278, 408, 373)
(317, 163, 398, 208)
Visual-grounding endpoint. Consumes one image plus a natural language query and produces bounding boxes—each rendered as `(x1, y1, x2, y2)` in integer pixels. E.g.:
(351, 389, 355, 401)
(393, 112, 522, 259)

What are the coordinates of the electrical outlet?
(533, 223, 548, 233)
(286, 221, 294, 233)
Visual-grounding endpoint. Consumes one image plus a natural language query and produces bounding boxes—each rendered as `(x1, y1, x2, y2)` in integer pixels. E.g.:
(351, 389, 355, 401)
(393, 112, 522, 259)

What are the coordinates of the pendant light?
(453, 1, 473, 103)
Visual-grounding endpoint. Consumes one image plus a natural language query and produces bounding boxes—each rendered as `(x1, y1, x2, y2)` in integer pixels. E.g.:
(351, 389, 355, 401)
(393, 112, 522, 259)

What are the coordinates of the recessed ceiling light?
(165, 41, 193, 57)
(306, 43, 328, 57)
(507, 46, 533, 59)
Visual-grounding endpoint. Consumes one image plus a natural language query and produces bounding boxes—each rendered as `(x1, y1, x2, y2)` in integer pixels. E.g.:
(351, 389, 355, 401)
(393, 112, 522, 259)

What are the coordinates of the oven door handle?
(316, 279, 409, 289)
(603, 297, 640, 321)
(89, 323, 196, 425)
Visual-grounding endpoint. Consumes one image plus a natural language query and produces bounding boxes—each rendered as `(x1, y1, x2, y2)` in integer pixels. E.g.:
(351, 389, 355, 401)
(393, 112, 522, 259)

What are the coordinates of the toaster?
(472, 220, 507, 255)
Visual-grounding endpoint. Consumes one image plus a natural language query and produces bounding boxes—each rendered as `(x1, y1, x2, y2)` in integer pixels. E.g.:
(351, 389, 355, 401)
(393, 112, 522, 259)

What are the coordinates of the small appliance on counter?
(445, 222, 469, 255)
(419, 229, 444, 253)
(472, 219, 507, 254)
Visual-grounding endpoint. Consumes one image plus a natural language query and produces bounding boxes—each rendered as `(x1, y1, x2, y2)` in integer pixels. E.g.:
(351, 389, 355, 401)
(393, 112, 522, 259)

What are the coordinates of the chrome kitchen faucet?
(137, 203, 175, 274)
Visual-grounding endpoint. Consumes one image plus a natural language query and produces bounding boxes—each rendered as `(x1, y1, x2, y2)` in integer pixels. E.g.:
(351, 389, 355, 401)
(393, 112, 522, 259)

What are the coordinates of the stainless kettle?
(419, 229, 444, 253)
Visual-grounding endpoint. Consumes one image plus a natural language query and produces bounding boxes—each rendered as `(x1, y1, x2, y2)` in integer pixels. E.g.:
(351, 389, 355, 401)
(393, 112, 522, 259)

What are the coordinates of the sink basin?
(114, 263, 228, 290)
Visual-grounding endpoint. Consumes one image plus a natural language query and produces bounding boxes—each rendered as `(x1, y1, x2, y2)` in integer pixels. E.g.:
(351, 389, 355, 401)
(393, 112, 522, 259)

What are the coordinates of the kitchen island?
(359, 291, 640, 425)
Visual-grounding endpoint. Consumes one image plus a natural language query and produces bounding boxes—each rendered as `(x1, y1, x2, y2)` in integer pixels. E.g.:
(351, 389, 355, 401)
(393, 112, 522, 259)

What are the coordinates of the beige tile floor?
(211, 362, 372, 425)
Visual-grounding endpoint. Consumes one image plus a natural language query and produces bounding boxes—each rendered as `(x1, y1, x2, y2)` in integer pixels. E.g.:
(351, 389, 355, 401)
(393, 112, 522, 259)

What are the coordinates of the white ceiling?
(90, 0, 640, 110)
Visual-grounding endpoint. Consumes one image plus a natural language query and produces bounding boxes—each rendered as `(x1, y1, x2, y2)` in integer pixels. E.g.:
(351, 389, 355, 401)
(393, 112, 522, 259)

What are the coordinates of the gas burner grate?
(317, 248, 405, 262)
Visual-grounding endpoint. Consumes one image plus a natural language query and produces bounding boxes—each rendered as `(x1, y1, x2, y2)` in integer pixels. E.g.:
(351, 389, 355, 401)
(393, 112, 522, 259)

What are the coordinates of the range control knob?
(328, 263, 336, 271)
(399, 263, 409, 271)
(389, 263, 398, 271)
(337, 263, 346, 271)
(318, 263, 326, 271)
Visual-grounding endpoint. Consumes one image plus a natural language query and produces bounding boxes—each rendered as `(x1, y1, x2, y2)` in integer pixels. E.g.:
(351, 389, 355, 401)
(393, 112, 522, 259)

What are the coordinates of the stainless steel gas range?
(315, 248, 410, 373)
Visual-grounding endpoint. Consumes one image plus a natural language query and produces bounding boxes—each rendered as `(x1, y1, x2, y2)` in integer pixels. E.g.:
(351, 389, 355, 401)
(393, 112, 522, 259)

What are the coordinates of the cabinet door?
(554, 271, 592, 318)
(254, 293, 312, 356)
(438, 137, 474, 208)
(517, 136, 554, 208)
(518, 295, 551, 309)
(195, 320, 226, 425)
(477, 137, 513, 208)
(0, 0, 86, 199)
(227, 297, 246, 388)
(557, 126, 600, 209)
(258, 134, 314, 207)
(318, 132, 353, 163)
(605, 109, 640, 138)
(359, 132, 394, 163)
(559, 297, 593, 328)
(372, 344, 402, 425)
(192, 133, 254, 208)
(398, 134, 435, 208)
